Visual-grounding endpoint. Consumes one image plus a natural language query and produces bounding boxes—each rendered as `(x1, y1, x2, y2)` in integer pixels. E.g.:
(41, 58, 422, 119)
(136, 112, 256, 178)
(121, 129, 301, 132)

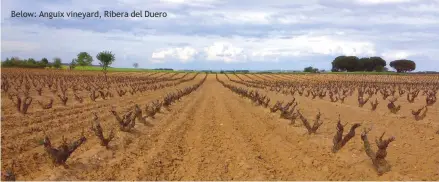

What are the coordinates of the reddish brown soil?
(1, 73, 438, 180)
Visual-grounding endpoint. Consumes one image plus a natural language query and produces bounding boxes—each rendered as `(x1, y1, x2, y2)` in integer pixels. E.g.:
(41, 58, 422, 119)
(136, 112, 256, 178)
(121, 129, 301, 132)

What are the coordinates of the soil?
(1, 73, 438, 180)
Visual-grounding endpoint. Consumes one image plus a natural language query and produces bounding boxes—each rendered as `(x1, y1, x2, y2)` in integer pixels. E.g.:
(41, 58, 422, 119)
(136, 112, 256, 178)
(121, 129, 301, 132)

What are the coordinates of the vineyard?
(1, 68, 438, 180)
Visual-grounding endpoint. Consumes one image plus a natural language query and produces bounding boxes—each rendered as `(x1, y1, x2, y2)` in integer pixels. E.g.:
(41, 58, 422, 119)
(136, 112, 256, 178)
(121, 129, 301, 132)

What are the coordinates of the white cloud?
(187, 10, 275, 25)
(148, 35, 376, 63)
(400, 3, 439, 12)
(159, 0, 219, 7)
(151, 47, 198, 62)
(203, 42, 246, 62)
(381, 50, 414, 61)
(287, 35, 376, 56)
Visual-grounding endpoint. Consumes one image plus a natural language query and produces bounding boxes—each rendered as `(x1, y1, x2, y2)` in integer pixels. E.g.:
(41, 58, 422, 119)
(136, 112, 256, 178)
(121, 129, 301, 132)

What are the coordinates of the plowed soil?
(1, 74, 438, 180)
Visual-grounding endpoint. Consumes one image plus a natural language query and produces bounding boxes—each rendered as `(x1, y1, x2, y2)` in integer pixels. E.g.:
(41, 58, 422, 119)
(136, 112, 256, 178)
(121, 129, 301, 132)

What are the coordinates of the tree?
(304, 66, 319, 73)
(133, 62, 139, 68)
(27, 58, 37, 65)
(96, 51, 115, 81)
(331, 68, 339, 72)
(369, 57, 387, 71)
(41, 58, 49, 66)
(390, 59, 416, 73)
(9, 57, 22, 67)
(375, 65, 385, 72)
(331, 56, 360, 72)
(76, 52, 93, 66)
(332, 56, 387, 72)
(2, 57, 46, 68)
(53, 58, 62, 69)
(304, 66, 313, 72)
(332, 56, 346, 72)
(358, 57, 387, 72)
(41, 58, 52, 67)
(359, 57, 371, 71)
(69, 59, 77, 70)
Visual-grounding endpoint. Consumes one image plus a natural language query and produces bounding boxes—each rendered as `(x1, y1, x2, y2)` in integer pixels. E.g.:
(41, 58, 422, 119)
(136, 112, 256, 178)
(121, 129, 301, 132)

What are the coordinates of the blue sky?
(1, 0, 439, 71)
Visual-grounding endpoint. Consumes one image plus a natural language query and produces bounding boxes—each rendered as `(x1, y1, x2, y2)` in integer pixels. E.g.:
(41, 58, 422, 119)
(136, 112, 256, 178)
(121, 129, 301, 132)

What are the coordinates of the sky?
(1, 0, 439, 71)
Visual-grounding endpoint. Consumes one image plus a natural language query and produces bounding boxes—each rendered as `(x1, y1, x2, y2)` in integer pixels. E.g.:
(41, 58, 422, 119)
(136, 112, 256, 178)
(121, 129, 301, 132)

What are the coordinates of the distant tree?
(133, 62, 139, 68)
(96, 51, 115, 81)
(390, 59, 416, 73)
(374, 65, 390, 72)
(11, 57, 20, 61)
(375, 65, 384, 72)
(332, 56, 387, 72)
(358, 58, 370, 71)
(69, 59, 77, 70)
(304, 66, 319, 73)
(304, 66, 313, 72)
(76, 52, 93, 66)
(41, 58, 49, 66)
(40, 58, 51, 67)
(332, 56, 346, 72)
(27, 58, 37, 65)
(2, 57, 45, 68)
(358, 57, 387, 71)
(2, 57, 13, 67)
(9, 57, 22, 67)
(369, 57, 387, 71)
(331, 56, 360, 72)
(53, 57, 62, 69)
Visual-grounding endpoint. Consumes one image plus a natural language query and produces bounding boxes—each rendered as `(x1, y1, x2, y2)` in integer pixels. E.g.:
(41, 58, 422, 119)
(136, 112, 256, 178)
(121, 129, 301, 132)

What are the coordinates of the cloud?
(151, 47, 198, 63)
(203, 42, 246, 63)
(400, 2, 439, 12)
(159, 0, 219, 7)
(354, 0, 416, 4)
(1, 41, 40, 53)
(381, 50, 414, 61)
(1, 0, 439, 70)
(149, 35, 376, 64)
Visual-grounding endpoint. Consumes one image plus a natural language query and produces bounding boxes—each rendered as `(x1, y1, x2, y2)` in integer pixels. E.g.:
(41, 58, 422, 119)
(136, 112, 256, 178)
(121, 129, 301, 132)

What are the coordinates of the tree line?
(331, 56, 387, 72)
(2, 52, 417, 74)
(2, 51, 116, 80)
(2, 57, 63, 69)
(304, 56, 417, 73)
(330, 56, 416, 73)
(2, 51, 115, 71)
